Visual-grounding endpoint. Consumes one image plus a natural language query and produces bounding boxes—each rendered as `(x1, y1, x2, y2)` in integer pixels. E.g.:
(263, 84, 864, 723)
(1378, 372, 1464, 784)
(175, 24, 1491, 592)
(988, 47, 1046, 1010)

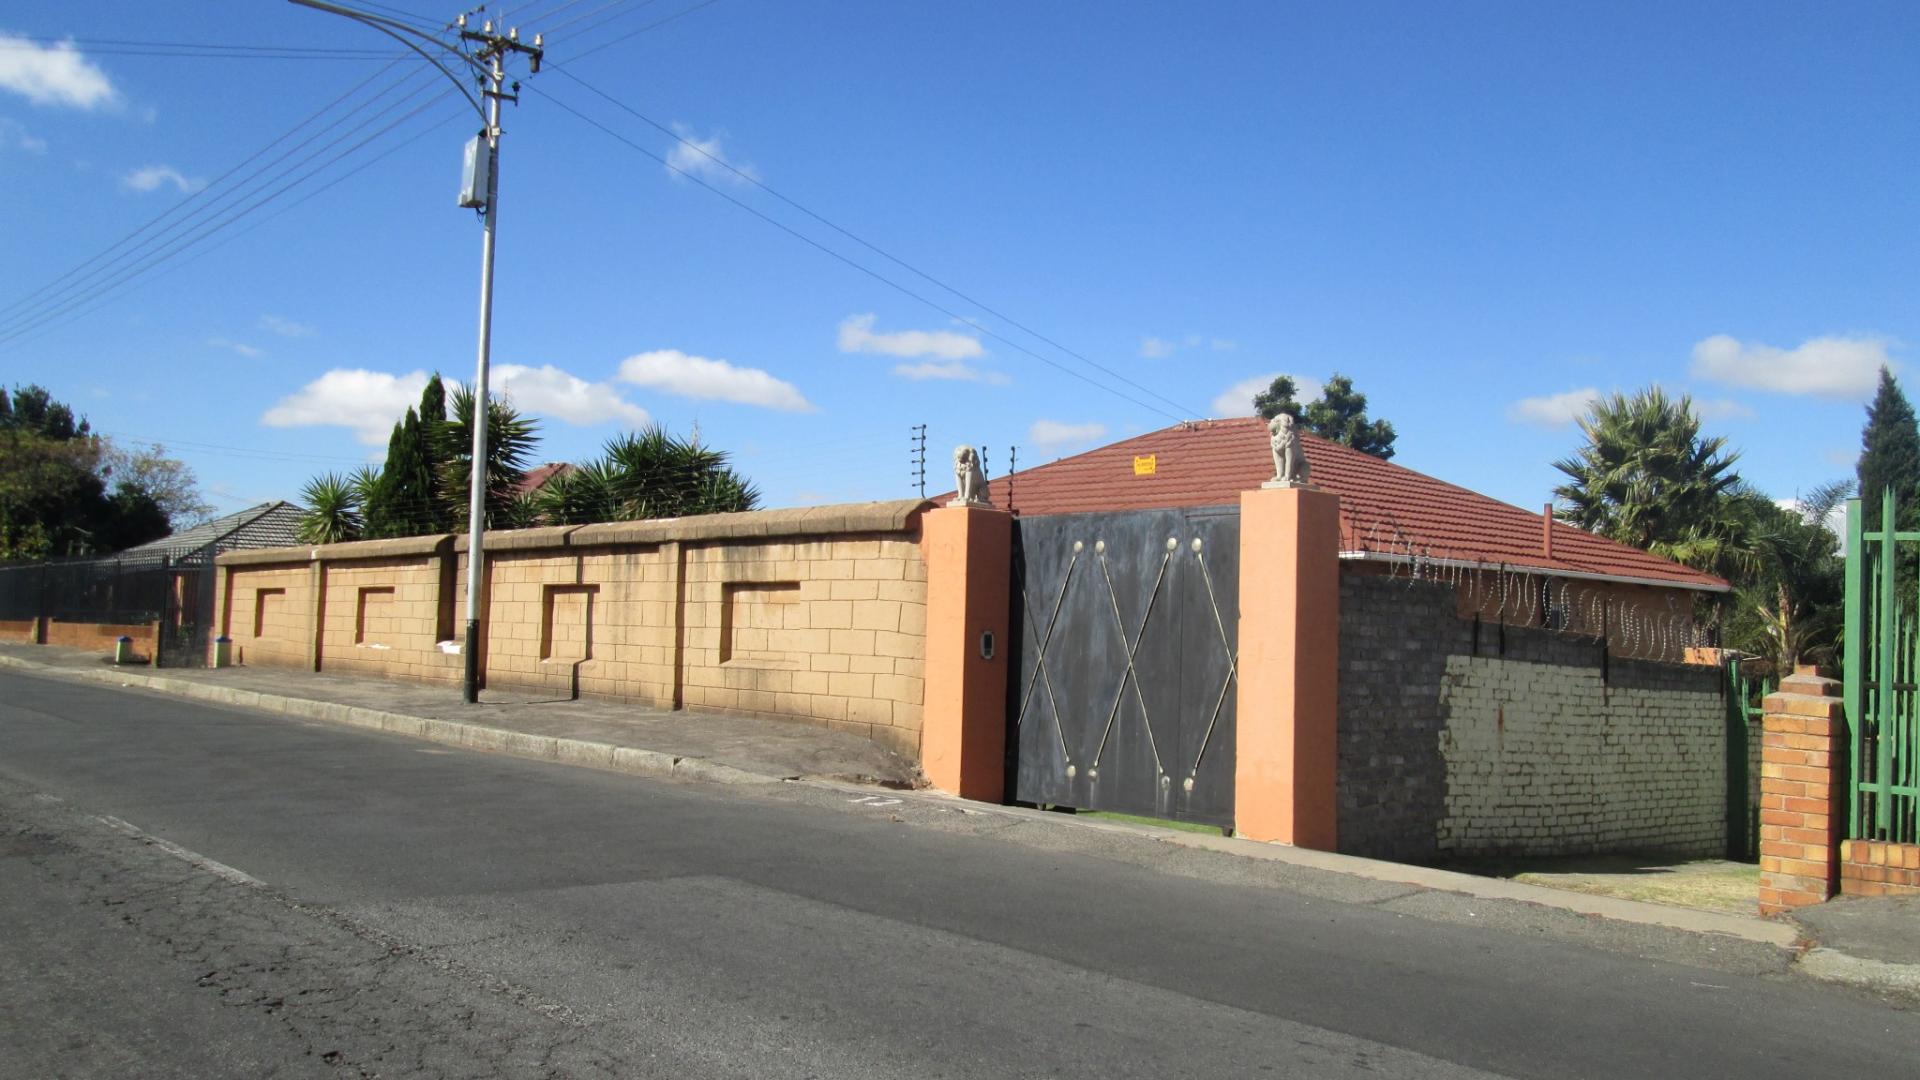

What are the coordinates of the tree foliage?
(295, 473, 365, 545)
(1720, 481, 1849, 671)
(1857, 366, 1920, 530)
(442, 384, 539, 529)
(0, 384, 190, 560)
(528, 427, 759, 526)
(1552, 388, 1745, 575)
(1251, 373, 1397, 460)
(363, 375, 456, 539)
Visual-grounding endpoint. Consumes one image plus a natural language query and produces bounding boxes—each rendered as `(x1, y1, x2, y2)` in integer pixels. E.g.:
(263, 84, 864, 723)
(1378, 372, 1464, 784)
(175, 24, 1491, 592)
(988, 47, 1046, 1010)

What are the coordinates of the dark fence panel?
(0, 549, 215, 668)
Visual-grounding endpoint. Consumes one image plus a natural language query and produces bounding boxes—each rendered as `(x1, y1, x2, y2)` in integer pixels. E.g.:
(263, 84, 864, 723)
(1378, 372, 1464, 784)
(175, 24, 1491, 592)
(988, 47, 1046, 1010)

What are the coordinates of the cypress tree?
(1858, 366, 1920, 529)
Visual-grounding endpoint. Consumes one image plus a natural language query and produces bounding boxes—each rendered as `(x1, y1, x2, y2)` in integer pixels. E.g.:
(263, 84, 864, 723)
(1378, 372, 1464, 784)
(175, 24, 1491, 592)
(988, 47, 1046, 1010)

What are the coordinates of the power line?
(2, 105, 462, 351)
(0, 75, 452, 343)
(546, 64, 1201, 421)
(528, 81, 1190, 423)
(564, 0, 725, 60)
(0, 87, 457, 347)
(0, 57, 412, 325)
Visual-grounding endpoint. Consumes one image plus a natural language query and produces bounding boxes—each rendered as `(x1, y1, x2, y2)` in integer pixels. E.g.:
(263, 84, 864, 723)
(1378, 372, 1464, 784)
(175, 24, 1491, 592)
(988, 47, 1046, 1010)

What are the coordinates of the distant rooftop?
(116, 501, 304, 561)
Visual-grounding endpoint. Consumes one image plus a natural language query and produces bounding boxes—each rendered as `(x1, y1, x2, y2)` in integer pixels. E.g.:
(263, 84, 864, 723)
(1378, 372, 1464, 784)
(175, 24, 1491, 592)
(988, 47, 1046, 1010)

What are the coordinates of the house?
(954, 418, 1739, 863)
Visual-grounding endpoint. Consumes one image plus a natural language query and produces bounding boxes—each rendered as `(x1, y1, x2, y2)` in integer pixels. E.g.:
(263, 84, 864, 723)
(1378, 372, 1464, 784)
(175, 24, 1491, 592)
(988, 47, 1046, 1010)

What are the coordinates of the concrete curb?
(0, 654, 786, 787)
(1795, 947, 1920, 991)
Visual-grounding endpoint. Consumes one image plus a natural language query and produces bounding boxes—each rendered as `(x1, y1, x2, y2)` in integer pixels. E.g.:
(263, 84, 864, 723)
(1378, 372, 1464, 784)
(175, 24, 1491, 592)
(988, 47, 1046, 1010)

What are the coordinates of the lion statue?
(1268, 414, 1309, 486)
(954, 445, 989, 506)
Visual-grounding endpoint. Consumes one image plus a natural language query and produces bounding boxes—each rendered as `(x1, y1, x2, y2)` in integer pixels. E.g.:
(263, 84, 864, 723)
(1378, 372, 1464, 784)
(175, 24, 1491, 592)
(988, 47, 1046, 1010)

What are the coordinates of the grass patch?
(1077, 809, 1225, 836)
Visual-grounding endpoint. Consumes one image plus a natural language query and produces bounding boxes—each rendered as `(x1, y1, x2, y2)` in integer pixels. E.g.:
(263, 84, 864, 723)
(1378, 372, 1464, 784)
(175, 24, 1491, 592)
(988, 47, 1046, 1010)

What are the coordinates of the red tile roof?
(514, 462, 575, 498)
(949, 418, 1727, 592)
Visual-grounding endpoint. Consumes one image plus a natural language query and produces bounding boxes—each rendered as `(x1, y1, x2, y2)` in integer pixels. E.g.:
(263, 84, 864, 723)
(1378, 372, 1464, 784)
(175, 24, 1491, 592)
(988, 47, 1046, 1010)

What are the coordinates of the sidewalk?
(12, 639, 1920, 997)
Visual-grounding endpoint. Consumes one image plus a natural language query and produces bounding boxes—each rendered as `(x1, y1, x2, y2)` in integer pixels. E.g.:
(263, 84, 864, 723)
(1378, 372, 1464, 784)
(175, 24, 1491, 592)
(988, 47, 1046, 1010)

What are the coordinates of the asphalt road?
(3, 670, 1917, 1079)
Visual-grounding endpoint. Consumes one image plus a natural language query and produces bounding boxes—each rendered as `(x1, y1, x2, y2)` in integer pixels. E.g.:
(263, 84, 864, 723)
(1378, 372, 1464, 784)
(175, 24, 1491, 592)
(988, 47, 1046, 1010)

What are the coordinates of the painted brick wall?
(1338, 575, 1726, 861)
(1437, 648, 1725, 857)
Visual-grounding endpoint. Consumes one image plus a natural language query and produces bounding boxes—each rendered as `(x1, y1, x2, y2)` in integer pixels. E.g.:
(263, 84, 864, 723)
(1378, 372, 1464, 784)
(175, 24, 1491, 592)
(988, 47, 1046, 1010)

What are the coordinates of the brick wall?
(1840, 841, 1920, 897)
(0, 618, 39, 643)
(1437, 649, 1725, 857)
(1338, 575, 1726, 861)
(219, 501, 931, 757)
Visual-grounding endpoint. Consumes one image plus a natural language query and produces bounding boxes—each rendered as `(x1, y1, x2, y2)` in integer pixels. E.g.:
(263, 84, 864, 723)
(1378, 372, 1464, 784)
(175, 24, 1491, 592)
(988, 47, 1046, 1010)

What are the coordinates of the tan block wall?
(214, 500, 933, 758)
(320, 557, 457, 683)
(461, 544, 679, 703)
(679, 535, 928, 755)
(223, 563, 313, 669)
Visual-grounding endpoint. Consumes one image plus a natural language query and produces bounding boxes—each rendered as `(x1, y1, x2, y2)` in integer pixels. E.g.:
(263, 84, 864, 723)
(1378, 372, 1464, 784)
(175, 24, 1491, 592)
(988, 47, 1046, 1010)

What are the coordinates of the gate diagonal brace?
(1089, 538, 1172, 782)
(1017, 544, 1079, 768)
(1185, 541, 1238, 792)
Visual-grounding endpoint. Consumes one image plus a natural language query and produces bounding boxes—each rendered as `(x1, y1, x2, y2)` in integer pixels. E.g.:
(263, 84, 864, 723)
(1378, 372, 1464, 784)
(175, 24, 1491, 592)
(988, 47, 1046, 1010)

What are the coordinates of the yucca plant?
(296, 472, 364, 545)
(441, 384, 539, 529)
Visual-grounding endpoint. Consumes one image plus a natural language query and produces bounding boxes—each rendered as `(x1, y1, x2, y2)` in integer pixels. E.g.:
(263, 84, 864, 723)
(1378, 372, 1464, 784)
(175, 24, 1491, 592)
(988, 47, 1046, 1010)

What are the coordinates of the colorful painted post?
(920, 503, 1012, 801)
(1234, 485, 1341, 848)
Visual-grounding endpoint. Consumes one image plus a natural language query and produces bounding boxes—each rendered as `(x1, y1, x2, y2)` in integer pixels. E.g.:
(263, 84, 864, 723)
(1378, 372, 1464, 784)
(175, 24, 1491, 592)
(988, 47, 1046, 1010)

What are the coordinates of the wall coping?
(217, 499, 934, 567)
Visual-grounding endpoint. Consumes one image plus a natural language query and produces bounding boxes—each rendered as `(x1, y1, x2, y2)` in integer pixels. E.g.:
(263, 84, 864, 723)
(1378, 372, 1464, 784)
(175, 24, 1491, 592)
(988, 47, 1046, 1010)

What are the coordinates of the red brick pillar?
(1758, 667, 1845, 915)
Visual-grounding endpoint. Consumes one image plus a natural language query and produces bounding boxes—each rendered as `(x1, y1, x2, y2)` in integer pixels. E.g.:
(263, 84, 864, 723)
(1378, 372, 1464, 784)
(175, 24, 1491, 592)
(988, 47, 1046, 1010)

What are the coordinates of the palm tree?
(1553, 387, 1745, 573)
(296, 473, 364, 544)
(599, 426, 759, 520)
(1724, 481, 1850, 671)
(441, 385, 539, 528)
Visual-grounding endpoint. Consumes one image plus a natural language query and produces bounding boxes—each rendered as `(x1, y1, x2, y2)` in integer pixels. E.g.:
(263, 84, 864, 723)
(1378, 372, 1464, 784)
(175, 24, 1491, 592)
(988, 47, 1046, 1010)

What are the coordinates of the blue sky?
(1, 1, 1914, 520)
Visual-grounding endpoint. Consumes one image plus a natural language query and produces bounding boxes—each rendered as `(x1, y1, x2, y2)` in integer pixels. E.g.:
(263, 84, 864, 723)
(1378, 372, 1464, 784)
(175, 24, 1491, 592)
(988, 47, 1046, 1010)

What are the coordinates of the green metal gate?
(1844, 491, 1920, 843)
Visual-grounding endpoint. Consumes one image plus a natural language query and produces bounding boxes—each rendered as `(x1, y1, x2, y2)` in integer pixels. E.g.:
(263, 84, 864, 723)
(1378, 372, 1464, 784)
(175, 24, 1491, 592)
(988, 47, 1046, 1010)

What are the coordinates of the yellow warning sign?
(1133, 454, 1157, 476)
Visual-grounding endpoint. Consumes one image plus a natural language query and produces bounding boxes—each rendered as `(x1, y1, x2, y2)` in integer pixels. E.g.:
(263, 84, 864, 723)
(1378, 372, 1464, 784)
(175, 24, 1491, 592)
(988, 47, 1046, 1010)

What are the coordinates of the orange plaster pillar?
(920, 504, 1013, 801)
(1235, 485, 1341, 848)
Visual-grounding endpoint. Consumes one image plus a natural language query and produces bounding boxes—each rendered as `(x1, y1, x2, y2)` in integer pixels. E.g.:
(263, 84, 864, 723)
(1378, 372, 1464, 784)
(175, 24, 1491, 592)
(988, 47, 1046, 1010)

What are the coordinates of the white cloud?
(1693, 397, 1755, 421)
(208, 337, 263, 359)
(1508, 387, 1601, 428)
(1142, 333, 1235, 359)
(1210, 372, 1322, 418)
(261, 368, 429, 445)
(891, 360, 1011, 385)
(0, 34, 116, 109)
(122, 164, 203, 194)
(259, 314, 314, 338)
(1029, 419, 1107, 448)
(838, 313, 984, 361)
(1690, 333, 1893, 398)
(665, 122, 755, 184)
(495, 363, 649, 426)
(617, 349, 813, 411)
(0, 116, 46, 153)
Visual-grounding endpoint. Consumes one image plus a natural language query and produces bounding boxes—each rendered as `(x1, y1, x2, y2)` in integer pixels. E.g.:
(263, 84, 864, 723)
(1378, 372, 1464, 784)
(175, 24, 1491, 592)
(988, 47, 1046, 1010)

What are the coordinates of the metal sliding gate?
(1008, 506, 1241, 827)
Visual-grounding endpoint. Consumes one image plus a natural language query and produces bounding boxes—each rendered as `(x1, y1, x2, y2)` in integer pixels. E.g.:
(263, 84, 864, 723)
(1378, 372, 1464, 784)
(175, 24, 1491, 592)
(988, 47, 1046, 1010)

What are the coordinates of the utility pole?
(288, 0, 542, 704)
